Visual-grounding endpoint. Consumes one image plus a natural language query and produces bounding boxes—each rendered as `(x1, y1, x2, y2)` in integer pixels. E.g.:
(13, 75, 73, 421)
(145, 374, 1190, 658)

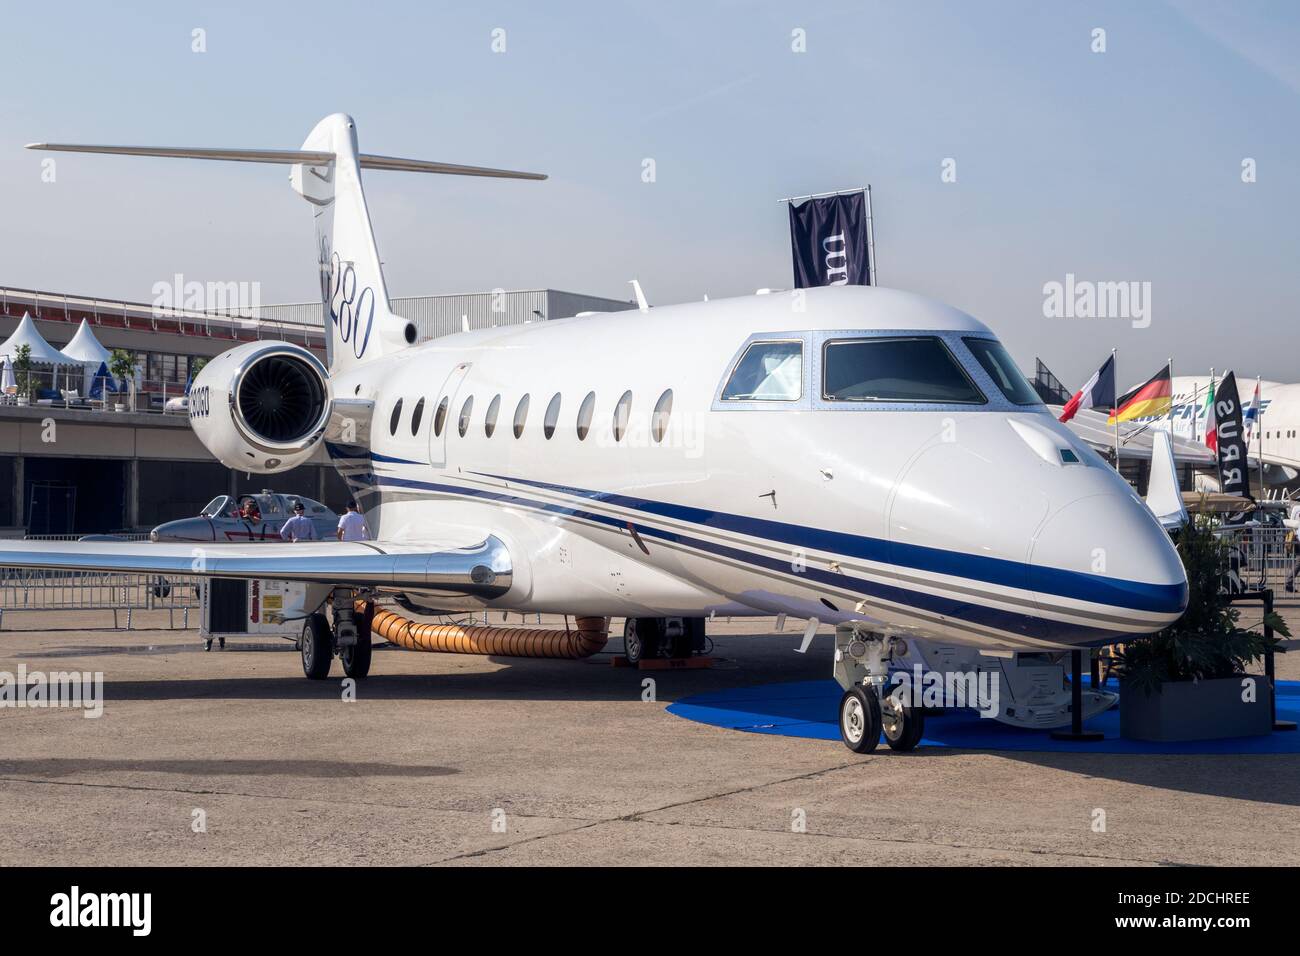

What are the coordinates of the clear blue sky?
(1, 0, 1297, 387)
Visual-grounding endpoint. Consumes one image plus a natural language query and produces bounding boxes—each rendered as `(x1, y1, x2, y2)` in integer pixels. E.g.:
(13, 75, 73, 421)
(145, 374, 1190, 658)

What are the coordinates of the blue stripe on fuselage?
(340, 467, 1176, 642)
(470, 472, 1186, 615)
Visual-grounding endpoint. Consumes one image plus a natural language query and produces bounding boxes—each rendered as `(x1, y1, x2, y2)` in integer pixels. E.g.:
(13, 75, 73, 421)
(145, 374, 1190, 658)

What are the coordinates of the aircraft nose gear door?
(429, 362, 471, 469)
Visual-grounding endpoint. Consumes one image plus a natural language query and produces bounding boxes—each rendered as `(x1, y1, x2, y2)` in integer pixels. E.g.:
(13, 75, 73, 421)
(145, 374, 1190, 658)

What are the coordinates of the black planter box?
(1120, 676, 1273, 742)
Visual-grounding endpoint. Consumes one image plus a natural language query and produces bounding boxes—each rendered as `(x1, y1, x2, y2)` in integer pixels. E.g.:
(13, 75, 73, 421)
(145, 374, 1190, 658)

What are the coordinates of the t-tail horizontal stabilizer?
(27, 114, 546, 376)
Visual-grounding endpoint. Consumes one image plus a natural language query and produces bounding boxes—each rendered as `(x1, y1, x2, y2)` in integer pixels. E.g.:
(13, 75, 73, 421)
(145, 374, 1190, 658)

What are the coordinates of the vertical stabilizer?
(291, 114, 406, 374)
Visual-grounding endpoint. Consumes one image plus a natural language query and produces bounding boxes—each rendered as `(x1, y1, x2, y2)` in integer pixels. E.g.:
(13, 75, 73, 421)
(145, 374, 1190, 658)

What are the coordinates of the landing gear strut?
(832, 623, 923, 754)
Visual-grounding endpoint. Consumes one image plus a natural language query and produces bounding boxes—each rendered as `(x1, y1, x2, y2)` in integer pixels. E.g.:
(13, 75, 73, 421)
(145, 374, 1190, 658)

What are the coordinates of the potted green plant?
(108, 348, 135, 412)
(1114, 513, 1288, 741)
(13, 343, 34, 406)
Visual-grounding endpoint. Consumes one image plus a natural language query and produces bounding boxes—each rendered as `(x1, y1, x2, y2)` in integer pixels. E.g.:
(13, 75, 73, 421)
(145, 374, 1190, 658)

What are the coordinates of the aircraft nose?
(1028, 493, 1187, 643)
(150, 517, 216, 543)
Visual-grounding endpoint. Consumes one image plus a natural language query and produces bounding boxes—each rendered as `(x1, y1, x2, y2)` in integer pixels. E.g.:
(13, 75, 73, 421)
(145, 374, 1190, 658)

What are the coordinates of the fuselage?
(327, 285, 1187, 651)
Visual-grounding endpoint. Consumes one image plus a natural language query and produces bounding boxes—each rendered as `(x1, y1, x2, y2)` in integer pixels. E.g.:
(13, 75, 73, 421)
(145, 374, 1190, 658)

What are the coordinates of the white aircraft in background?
(4, 114, 1187, 754)
(1160, 376, 1300, 490)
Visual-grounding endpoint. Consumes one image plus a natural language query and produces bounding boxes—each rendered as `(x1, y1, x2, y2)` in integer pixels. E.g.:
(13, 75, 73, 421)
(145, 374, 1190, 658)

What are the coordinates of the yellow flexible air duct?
(362, 602, 609, 659)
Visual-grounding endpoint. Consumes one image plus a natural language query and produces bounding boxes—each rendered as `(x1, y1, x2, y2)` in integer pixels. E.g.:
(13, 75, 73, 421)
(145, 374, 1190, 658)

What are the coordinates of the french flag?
(1058, 354, 1117, 423)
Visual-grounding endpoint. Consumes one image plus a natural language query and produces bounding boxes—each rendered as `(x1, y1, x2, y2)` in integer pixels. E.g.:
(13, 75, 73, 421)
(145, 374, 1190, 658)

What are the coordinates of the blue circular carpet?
(667, 679, 1300, 754)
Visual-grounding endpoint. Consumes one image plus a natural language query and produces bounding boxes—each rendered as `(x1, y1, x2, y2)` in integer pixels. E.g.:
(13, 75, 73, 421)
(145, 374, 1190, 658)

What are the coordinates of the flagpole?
(864, 185, 877, 287)
(1112, 348, 1119, 473)
(1256, 374, 1264, 493)
(1167, 357, 1173, 429)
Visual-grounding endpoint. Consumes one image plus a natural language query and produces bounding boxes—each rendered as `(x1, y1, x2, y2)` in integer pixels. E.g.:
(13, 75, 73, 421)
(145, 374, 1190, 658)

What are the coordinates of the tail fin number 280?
(326, 251, 376, 360)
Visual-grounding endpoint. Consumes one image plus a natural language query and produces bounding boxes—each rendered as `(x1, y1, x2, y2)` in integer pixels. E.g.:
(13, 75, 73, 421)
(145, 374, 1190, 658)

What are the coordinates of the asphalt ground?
(0, 599, 1297, 866)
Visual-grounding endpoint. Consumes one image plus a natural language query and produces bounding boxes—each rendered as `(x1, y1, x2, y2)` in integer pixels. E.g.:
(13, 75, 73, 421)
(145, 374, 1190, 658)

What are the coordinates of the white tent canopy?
(59, 318, 113, 367)
(0, 312, 75, 365)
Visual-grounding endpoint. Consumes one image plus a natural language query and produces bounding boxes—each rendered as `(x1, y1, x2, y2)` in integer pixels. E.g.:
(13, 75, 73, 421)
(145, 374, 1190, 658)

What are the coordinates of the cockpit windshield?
(199, 496, 232, 518)
(822, 337, 985, 404)
(963, 337, 1041, 406)
(721, 340, 803, 401)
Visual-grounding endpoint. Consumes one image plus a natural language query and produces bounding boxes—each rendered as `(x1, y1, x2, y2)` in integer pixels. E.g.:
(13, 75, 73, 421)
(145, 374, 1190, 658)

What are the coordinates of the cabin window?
(544, 393, 562, 440)
(822, 337, 985, 404)
(577, 391, 596, 440)
(458, 395, 474, 437)
(433, 396, 450, 436)
(721, 340, 802, 401)
(652, 389, 673, 443)
(485, 395, 501, 438)
(613, 390, 633, 442)
(963, 338, 1040, 406)
(389, 398, 404, 435)
(513, 394, 530, 439)
(410, 397, 425, 435)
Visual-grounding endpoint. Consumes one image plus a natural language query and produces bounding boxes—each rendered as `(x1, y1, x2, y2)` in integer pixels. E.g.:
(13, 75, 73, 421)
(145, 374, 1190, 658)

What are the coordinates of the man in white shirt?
(279, 501, 317, 542)
(336, 499, 369, 541)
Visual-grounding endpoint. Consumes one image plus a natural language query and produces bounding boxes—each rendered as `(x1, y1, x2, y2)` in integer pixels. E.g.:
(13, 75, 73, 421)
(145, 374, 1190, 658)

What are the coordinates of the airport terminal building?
(0, 285, 631, 536)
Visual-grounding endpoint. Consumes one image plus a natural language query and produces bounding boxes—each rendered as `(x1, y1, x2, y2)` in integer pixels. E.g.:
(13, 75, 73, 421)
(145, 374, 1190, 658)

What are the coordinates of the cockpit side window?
(720, 340, 803, 401)
(963, 337, 1042, 406)
(822, 336, 986, 404)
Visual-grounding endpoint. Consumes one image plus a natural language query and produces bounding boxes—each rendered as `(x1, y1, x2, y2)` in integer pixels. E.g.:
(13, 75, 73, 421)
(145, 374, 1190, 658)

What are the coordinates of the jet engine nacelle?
(189, 341, 331, 474)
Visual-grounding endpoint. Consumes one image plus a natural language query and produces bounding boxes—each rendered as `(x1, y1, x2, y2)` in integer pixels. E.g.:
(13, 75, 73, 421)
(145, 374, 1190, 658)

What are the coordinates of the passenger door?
(430, 362, 472, 469)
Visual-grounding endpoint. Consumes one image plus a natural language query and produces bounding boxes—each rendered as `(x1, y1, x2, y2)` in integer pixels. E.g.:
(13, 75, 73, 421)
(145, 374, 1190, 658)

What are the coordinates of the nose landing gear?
(833, 623, 925, 754)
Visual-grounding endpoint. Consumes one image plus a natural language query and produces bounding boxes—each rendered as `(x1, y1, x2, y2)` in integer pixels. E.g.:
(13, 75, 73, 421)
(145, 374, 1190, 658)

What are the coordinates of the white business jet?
(7, 114, 1186, 753)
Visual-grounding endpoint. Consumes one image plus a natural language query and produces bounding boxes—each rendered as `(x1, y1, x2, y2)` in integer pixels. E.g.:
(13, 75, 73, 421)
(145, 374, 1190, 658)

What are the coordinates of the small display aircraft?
(150, 492, 338, 543)
(3, 115, 1188, 755)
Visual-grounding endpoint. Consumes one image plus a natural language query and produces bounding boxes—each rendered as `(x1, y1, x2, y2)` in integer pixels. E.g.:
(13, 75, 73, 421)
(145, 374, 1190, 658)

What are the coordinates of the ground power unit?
(200, 578, 306, 650)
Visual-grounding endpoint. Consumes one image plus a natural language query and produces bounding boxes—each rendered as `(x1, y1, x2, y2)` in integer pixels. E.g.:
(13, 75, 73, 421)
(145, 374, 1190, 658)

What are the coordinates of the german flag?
(1108, 363, 1172, 424)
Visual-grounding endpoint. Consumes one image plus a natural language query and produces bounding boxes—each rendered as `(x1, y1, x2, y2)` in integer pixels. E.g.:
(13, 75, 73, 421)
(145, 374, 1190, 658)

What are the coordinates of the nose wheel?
(838, 685, 881, 753)
(880, 684, 926, 751)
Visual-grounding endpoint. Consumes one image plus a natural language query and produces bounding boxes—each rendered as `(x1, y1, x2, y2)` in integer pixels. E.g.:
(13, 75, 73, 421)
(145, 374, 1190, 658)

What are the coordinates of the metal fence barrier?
(0, 567, 201, 630)
(1217, 526, 1296, 593)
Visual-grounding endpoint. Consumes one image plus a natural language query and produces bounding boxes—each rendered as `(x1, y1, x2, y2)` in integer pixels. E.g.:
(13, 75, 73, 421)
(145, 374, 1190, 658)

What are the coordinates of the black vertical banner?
(1214, 371, 1253, 500)
(788, 192, 870, 288)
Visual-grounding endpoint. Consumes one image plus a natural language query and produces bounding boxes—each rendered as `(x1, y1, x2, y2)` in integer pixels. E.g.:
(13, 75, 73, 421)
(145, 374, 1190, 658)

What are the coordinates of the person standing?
(336, 499, 370, 542)
(279, 501, 317, 542)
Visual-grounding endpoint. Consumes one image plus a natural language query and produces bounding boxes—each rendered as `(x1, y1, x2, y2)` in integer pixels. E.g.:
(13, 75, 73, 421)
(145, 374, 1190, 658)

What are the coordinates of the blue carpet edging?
(666, 679, 1300, 755)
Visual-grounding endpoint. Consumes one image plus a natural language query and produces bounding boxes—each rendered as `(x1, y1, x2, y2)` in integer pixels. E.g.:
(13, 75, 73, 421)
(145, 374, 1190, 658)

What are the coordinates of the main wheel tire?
(624, 617, 662, 664)
(838, 685, 881, 754)
(668, 617, 701, 658)
(341, 605, 373, 679)
(301, 612, 332, 680)
(880, 683, 925, 752)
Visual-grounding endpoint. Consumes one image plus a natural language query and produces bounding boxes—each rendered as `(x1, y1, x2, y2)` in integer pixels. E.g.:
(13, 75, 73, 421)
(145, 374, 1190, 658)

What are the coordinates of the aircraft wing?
(0, 534, 512, 598)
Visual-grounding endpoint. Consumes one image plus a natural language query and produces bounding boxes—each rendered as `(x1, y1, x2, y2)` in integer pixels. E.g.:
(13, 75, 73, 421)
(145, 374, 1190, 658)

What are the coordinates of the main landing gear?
(833, 623, 925, 754)
(300, 589, 374, 680)
(622, 616, 705, 665)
